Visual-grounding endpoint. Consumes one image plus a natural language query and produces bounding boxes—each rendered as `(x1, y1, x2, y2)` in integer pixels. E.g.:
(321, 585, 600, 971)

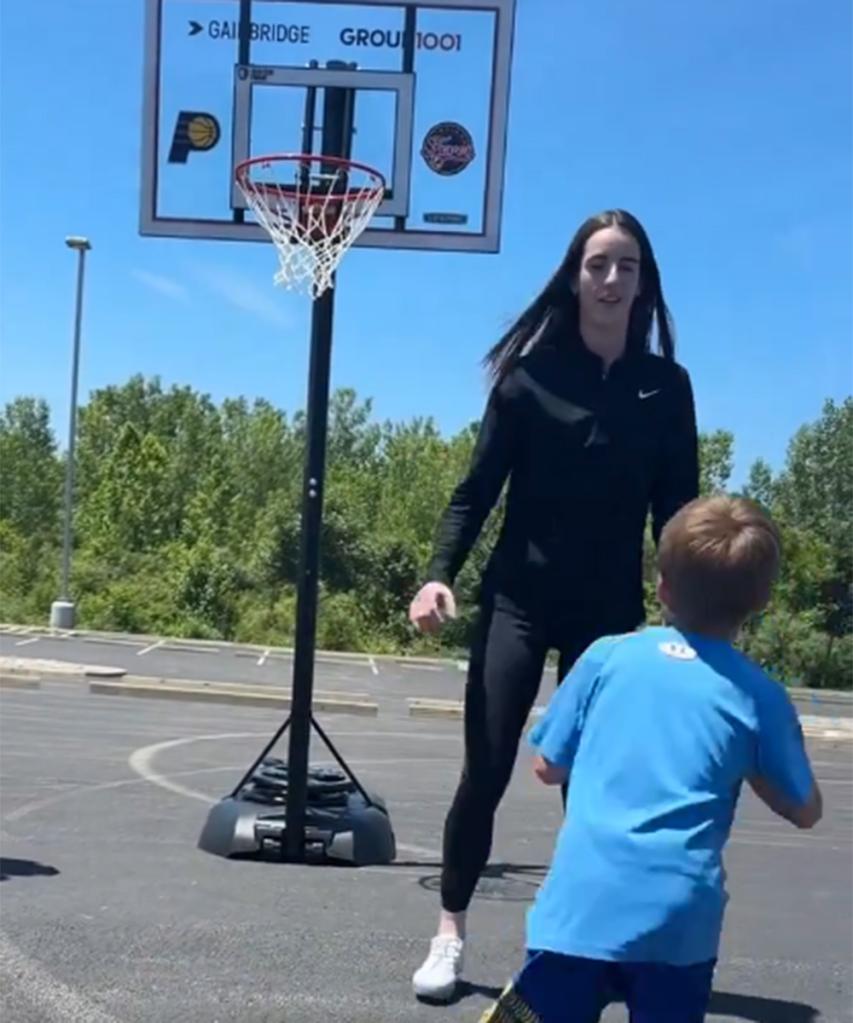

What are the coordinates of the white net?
(235, 157, 385, 299)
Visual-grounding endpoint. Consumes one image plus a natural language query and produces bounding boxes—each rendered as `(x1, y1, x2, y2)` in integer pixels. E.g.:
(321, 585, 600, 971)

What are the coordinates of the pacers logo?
(168, 111, 221, 164)
(420, 122, 475, 176)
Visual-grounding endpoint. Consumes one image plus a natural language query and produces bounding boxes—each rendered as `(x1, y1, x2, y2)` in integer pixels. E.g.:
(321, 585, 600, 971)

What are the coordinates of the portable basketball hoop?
(235, 154, 385, 298)
(197, 104, 397, 868)
(141, 0, 517, 872)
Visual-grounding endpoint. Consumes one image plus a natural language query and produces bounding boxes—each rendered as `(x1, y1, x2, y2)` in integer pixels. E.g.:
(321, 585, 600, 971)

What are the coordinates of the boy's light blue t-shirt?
(526, 625, 815, 966)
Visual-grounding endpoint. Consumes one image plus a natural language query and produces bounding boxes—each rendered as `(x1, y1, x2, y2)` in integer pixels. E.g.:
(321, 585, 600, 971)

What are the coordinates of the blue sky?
(1, 0, 851, 485)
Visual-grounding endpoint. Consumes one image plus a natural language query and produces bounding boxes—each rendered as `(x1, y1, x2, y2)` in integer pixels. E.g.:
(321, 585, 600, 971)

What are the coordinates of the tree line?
(1, 377, 850, 689)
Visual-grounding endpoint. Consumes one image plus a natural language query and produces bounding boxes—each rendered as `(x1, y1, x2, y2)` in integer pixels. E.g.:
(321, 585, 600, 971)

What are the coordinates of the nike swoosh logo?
(638, 389, 661, 400)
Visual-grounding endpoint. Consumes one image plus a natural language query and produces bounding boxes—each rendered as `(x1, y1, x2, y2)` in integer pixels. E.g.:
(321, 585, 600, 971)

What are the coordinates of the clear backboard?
(140, 0, 516, 252)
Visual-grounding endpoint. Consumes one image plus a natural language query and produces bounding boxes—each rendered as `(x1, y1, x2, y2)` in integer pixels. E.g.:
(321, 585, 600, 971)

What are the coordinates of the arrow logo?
(188, 20, 203, 36)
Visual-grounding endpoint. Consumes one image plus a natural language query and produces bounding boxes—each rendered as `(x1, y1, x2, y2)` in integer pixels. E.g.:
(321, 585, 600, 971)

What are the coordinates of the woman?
(408, 210, 699, 1002)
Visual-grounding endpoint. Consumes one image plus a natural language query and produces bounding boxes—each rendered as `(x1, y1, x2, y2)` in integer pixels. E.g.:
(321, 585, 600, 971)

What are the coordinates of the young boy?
(481, 496, 822, 1023)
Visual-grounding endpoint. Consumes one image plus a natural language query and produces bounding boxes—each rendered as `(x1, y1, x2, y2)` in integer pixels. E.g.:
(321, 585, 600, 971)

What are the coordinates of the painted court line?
(137, 639, 164, 657)
(127, 735, 832, 859)
(129, 734, 254, 805)
(2, 762, 260, 826)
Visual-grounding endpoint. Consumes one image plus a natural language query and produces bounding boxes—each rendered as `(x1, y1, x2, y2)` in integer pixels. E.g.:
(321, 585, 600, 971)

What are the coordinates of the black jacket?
(427, 333, 699, 627)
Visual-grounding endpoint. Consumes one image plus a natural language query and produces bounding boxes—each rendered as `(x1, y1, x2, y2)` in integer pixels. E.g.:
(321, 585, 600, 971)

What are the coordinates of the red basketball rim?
(235, 153, 386, 205)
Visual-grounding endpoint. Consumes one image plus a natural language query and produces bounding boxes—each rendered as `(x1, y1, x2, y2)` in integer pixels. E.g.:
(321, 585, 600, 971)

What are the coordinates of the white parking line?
(257, 648, 270, 667)
(137, 640, 164, 657)
(14, 637, 39, 647)
(368, 656, 378, 676)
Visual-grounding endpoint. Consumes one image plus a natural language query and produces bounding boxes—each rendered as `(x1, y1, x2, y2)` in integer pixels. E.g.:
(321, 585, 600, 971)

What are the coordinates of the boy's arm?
(528, 638, 610, 784)
(751, 683, 822, 830)
(532, 755, 568, 786)
(748, 774, 822, 830)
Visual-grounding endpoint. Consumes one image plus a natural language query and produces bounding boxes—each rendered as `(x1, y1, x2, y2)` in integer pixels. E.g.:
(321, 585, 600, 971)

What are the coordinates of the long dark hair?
(484, 209, 675, 382)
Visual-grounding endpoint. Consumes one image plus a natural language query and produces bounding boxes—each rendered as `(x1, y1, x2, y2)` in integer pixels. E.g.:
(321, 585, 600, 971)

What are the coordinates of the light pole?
(50, 236, 91, 631)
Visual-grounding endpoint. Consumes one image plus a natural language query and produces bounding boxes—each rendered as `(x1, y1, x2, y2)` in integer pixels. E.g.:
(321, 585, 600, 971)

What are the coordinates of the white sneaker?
(412, 935, 464, 1001)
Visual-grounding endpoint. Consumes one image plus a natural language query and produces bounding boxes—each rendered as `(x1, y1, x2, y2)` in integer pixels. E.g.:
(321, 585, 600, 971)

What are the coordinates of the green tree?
(77, 376, 224, 543)
(0, 398, 63, 623)
(742, 457, 776, 509)
(772, 400, 851, 638)
(698, 430, 734, 495)
(774, 398, 852, 569)
(0, 375, 848, 687)
(79, 424, 172, 555)
(0, 397, 63, 536)
(739, 400, 853, 687)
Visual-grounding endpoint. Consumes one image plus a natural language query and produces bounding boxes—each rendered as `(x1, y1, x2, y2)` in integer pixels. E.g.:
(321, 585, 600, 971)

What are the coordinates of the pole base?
(50, 600, 76, 630)
(198, 762, 396, 866)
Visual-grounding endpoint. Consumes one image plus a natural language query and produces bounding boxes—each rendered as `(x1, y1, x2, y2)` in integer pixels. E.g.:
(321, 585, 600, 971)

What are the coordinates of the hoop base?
(198, 770, 396, 866)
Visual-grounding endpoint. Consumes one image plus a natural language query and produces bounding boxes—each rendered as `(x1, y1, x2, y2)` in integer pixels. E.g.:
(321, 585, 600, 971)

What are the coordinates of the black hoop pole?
(233, 0, 252, 225)
(283, 75, 356, 862)
(284, 280, 335, 860)
(300, 60, 319, 193)
(395, 8, 416, 232)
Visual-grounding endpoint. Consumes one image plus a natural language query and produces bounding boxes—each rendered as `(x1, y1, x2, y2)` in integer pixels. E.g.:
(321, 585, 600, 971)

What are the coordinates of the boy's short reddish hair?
(658, 496, 781, 632)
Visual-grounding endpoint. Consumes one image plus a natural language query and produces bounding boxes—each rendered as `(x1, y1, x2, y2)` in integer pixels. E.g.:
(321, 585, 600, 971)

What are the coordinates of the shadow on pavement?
(416, 980, 505, 1008)
(0, 857, 60, 881)
(709, 990, 819, 1022)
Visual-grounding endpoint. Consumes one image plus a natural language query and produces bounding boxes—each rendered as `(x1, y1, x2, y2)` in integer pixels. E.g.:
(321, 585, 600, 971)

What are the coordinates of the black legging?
(440, 589, 639, 913)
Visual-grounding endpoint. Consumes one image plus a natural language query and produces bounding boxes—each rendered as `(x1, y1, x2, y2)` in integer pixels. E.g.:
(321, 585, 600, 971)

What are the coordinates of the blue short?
(480, 950, 716, 1023)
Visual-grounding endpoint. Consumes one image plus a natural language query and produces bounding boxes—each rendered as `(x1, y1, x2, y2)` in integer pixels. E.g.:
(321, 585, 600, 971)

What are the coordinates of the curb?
(0, 656, 126, 679)
(407, 699, 853, 741)
(118, 675, 372, 700)
(88, 678, 378, 715)
(406, 698, 543, 726)
(406, 698, 540, 723)
(4, 624, 852, 699)
(3, 628, 851, 734)
(800, 715, 853, 741)
(407, 698, 464, 720)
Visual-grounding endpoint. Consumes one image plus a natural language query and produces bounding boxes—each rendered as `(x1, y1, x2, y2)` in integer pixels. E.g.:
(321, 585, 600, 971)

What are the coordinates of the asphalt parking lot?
(1, 665, 851, 1022)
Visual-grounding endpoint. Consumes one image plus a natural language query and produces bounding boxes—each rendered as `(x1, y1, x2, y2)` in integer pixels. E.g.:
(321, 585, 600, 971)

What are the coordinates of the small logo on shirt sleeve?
(659, 641, 697, 660)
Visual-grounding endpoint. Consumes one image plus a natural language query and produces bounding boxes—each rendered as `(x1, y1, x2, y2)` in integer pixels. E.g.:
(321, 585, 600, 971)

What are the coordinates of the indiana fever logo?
(420, 122, 475, 176)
